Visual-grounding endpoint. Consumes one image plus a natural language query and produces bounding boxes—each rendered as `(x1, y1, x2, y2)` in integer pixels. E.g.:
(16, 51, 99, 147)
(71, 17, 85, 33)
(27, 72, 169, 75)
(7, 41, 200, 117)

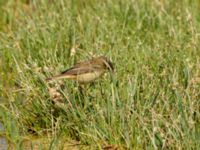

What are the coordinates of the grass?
(0, 0, 200, 149)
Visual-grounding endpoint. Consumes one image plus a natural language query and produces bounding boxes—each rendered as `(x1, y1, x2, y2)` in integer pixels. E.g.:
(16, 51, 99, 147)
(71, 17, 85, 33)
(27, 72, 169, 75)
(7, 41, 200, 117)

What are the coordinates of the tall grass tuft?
(0, 0, 200, 149)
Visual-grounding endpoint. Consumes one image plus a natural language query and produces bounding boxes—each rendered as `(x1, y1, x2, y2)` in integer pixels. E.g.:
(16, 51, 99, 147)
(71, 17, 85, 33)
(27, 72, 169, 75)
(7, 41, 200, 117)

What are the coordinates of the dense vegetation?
(0, 0, 200, 149)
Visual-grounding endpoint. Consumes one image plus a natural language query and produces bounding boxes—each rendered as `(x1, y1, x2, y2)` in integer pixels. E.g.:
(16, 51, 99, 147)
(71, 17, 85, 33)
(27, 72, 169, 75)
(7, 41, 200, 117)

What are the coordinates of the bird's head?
(98, 56, 114, 72)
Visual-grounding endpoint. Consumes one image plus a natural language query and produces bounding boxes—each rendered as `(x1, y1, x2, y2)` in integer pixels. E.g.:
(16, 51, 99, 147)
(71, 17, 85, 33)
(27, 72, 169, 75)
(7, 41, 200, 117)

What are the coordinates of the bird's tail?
(46, 74, 73, 82)
(46, 77, 54, 82)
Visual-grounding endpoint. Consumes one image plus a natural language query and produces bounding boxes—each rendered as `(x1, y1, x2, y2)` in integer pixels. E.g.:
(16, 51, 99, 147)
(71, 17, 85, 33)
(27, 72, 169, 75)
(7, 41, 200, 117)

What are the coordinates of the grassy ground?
(0, 0, 200, 149)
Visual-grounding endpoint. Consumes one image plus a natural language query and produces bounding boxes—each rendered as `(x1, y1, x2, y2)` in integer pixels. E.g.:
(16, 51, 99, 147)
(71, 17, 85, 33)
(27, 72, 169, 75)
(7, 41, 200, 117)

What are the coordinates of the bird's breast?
(75, 70, 105, 83)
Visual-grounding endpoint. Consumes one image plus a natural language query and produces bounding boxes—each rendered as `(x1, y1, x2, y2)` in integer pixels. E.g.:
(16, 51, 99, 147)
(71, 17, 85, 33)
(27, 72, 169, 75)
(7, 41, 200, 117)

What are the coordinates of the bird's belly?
(75, 71, 105, 83)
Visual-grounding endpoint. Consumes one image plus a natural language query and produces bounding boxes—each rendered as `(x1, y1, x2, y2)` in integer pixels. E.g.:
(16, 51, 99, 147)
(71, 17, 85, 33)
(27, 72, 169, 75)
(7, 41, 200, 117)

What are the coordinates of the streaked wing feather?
(61, 65, 103, 76)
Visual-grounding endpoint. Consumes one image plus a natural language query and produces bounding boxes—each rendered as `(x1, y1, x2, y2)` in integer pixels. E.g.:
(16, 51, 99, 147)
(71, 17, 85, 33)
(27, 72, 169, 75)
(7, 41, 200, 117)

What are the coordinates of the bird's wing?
(61, 65, 102, 76)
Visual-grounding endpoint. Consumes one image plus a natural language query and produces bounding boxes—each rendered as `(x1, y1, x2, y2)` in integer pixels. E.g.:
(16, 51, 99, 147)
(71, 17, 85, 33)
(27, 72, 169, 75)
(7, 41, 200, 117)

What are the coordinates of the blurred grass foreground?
(0, 0, 200, 149)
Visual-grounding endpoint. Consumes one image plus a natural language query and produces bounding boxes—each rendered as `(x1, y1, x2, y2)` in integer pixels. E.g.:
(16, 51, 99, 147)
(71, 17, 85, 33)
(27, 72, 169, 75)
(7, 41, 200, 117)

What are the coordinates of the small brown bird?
(46, 56, 114, 83)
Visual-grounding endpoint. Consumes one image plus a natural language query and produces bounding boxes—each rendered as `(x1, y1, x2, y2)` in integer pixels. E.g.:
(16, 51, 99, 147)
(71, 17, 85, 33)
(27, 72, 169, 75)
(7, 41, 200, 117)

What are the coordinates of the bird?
(46, 56, 114, 84)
